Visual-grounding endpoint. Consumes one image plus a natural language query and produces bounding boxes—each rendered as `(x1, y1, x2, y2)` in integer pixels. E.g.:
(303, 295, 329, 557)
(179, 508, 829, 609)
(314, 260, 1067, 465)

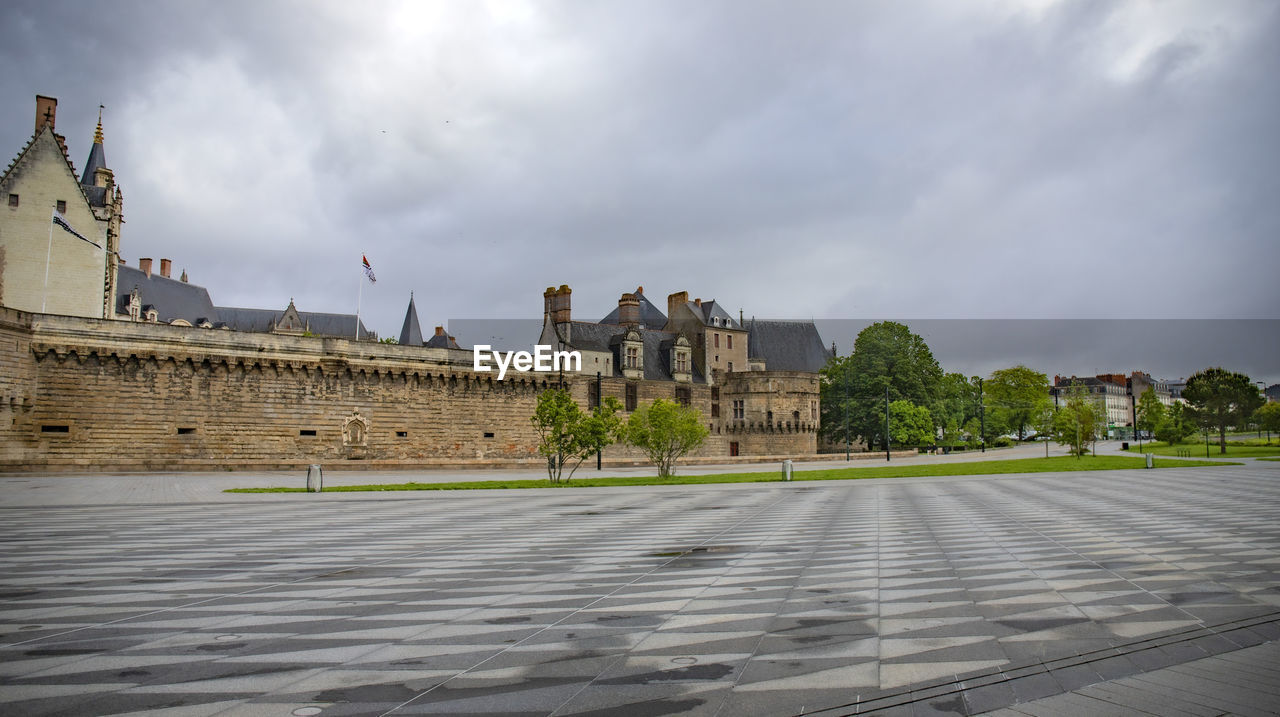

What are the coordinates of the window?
(483, 431, 495, 438)
(811, 401, 817, 420)
(7, 194, 17, 207)
(727, 335, 733, 350)
(767, 410, 773, 424)
(299, 429, 317, 436)
(177, 427, 196, 435)
(675, 386, 691, 406)
(714, 333, 720, 348)
(41, 425, 69, 433)
(396, 431, 408, 438)
(711, 403, 720, 418)
(733, 400, 744, 420)
(675, 352, 688, 373)
(625, 383, 637, 411)
(711, 387, 719, 401)
(56, 200, 66, 213)
(626, 346, 639, 369)
(727, 361, 733, 372)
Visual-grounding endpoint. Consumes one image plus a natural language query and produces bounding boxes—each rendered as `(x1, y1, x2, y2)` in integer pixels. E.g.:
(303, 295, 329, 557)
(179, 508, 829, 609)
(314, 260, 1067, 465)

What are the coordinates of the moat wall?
(0, 308, 818, 471)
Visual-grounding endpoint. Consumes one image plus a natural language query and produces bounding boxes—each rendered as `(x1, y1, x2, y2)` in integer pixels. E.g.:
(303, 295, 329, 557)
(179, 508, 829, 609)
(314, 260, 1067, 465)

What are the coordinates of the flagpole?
(355, 261, 363, 341)
(42, 207, 55, 313)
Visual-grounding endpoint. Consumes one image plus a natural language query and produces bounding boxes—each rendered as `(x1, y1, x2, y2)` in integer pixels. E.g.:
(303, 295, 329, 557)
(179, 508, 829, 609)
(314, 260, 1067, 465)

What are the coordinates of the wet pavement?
(1, 461, 1277, 715)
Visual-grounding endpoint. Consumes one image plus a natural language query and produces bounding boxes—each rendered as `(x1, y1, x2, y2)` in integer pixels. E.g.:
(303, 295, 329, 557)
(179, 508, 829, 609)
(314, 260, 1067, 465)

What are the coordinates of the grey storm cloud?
(2, 0, 1277, 382)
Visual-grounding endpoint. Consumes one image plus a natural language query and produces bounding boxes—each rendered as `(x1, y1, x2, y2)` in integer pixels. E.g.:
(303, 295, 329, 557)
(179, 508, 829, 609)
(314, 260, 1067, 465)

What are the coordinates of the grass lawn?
(1258, 457, 1280, 463)
(225, 454, 1234, 493)
(1125, 441, 1280, 458)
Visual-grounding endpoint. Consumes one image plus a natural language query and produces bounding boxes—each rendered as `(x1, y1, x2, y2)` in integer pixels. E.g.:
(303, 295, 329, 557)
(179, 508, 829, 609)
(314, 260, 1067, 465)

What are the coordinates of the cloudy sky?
(3, 1, 1277, 379)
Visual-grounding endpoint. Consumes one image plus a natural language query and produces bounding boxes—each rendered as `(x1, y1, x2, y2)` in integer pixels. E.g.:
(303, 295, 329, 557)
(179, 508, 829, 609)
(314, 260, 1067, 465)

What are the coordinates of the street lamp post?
(978, 378, 986, 453)
(885, 385, 890, 462)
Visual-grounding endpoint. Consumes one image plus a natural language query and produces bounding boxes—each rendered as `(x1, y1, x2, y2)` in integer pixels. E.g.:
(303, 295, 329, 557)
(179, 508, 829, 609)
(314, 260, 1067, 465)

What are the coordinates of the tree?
(1255, 402, 1280, 444)
(1135, 387, 1167, 440)
(886, 400, 933, 448)
(531, 388, 623, 483)
(1052, 388, 1105, 457)
(984, 366, 1051, 441)
(624, 399, 709, 477)
(1155, 401, 1195, 445)
(1183, 368, 1264, 454)
(820, 322, 943, 451)
(935, 372, 978, 442)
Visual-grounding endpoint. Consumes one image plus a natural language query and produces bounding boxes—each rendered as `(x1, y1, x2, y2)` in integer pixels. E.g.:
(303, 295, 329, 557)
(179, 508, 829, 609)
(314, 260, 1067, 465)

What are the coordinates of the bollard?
(306, 464, 323, 492)
(782, 459, 793, 481)
(1145, 453, 1153, 469)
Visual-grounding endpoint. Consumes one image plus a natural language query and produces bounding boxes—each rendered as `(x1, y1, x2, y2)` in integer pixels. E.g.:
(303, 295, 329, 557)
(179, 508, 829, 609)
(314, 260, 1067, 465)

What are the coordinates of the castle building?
(1, 97, 123, 319)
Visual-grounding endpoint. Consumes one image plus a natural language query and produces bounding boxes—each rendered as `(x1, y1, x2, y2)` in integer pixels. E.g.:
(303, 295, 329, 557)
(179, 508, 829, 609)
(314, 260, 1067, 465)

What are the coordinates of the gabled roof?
(599, 288, 668, 329)
(1, 124, 98, 215)
(215, 305, 373, 339)
(117, 265, 220, 325)
(694, 300, 740, 329)
(425, 330, 462, 350)
(746, 319, 833, 372)
(398, 294, 423, 346)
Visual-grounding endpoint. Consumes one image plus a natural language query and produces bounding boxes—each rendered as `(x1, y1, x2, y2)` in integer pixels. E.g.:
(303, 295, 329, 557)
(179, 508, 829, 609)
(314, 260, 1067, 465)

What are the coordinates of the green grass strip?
(225, 455, 1235, 493)
(1124, 442, 1280, 458)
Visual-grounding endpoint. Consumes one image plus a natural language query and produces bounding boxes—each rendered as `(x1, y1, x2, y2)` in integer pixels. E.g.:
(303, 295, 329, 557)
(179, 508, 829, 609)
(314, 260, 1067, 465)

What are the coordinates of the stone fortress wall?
(0, 307, 818, 471)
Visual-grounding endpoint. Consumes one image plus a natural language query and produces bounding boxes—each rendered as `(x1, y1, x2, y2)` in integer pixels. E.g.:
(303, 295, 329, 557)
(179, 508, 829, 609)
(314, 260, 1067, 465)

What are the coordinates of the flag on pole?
(362, 255, 376, 284)
(52, 211, 101, 249)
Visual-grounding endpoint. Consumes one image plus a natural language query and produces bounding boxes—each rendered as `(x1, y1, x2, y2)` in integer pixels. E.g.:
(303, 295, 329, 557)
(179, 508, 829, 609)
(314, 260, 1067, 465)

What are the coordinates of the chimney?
(180, 269, 188, 283)
(434, 326, 445, 336)
(636, 285, 644, 294)
(35, 95, 57, 132)
(618, 293, 641, 328)
(160, 259, 172, 279)
(667, 290, 688, 318)
(694, 298, 701, 307)
(543, 286, 557, 318)
(139, 258, 152, 277)
(551, 285, 572, 325)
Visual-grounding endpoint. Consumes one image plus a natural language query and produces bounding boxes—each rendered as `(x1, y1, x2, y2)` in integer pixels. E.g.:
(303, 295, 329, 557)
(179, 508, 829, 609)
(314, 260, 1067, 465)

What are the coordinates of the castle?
(1, 97, 828, 471)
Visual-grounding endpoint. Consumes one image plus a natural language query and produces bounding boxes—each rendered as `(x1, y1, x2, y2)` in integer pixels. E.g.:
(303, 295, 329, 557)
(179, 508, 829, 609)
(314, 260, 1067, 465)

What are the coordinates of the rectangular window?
(56, 200, 66, 213)
(733, 400, 744, 420)
(727, 335, 733, 350)
(730, 442, 739, 457)
(588, 381, 600, 408)
(7, 194, 17, 207)
(299, 429, 317, 437)
(396, 431, 408, 438)
(675, 386, 690, 406)
(711, 387, 720, 401)
(483, 431, 495, 438)
(711, 403, 720, 418)
(41, 424, 69, 433)
(626, 383, 637, 412)
(675, 352, 688, 373)
(714, 333, 720, 348)
(626, 346, 638, 368)
(811, 401, 818, 420)
(177, 427, 196, 435)
(727, 361, 733, 372)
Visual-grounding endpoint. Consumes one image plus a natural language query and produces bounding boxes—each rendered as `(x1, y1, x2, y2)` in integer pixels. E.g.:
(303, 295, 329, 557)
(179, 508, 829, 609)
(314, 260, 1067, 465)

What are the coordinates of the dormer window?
(621, 329, 644, 380)
(626, 346, 639, 368)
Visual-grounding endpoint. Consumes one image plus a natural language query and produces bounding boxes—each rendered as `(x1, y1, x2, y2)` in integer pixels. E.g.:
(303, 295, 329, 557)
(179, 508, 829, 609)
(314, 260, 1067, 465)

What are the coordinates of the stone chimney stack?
(160, 259, 172, 279)
(139, 258, 152, 277)
(667, 290, 688, 318)
(550, 285, 572, 325)
(434, 326, 445, 336)
(35, 95, 57, 131)
(618, 293, 641, 328)
(543, 286, 557, 318)
(694, 298, 702, 307)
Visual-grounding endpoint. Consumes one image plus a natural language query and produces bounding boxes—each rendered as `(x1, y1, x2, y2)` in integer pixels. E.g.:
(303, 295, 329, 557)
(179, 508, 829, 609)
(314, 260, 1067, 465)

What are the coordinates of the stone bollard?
(782, 459, 793, 481)
(306, 464, 323, 492)
(1145, 453, 1153, 469)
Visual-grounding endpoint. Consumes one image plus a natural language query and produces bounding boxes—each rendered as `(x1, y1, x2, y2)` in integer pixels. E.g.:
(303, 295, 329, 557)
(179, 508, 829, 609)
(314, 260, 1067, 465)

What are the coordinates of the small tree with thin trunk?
(531, 388, 623, 483)
(624, 398, 709, 478)
(1052, 388, 1105, 457)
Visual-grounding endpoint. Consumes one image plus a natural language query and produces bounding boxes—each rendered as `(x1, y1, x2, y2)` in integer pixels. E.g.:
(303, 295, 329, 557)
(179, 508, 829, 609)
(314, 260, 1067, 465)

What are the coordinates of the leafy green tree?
(531, 389, 623, 482)
(1052, 388, 1106, 457)
(820, 322, 943, 451)
(963, 417, 983, 450)
(885, 400, 934, 448)
(935, 372, 979, 440)
(1135, 387, 1166, 439)
(1183, 368, 1264, 454)
(985, 365, 1052, 441)
(1155, 402, 1195, 445)
(1254, 402, 1280, 444)
(624, 399, 709, 477)
(378, 337, 399, 344)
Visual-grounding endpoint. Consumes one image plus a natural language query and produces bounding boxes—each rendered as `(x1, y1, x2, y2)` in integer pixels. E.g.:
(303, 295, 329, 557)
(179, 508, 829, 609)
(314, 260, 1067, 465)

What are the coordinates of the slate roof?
(693, 300, 741, 329)
(550, 320, 704, 382)
(398, 295, 423, 346)
(745, 319, 833, 372)
(215, 306, 373, 340)
(80, 141, 106, 191)
(599, 289, 668, 329)
(115, 265, 220, 325)
(424, 331, 462, 350)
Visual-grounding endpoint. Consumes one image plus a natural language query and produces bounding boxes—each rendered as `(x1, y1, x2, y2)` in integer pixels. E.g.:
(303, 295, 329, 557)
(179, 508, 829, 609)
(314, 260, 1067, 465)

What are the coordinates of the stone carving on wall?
(342, 409, 368, 447)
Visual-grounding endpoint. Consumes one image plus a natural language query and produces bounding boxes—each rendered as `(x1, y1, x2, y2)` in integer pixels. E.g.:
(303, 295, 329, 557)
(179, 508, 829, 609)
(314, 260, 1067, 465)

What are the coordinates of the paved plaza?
(1, 461, 1278, 716)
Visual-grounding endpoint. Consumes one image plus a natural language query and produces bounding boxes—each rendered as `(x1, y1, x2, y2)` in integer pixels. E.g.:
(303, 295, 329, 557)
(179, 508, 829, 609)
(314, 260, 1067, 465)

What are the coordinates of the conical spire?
(398, 292, 423, 346)
(81, 104, 107, 186)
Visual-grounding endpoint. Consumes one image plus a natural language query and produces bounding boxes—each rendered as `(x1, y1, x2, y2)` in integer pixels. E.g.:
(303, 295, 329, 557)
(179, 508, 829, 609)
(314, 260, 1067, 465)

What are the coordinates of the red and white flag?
(362, 255, 376, 284)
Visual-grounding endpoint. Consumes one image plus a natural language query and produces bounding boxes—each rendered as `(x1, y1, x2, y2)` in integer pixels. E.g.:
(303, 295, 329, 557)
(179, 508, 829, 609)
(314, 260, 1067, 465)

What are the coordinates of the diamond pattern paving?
(1, 465, 1278, 715)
